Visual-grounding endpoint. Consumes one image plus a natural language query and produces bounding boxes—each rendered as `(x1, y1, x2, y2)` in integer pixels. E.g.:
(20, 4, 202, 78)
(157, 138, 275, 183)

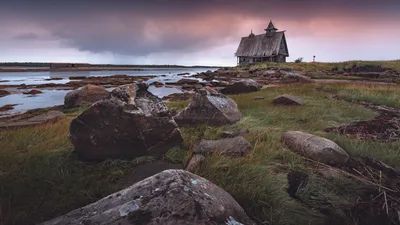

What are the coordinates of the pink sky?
(0, 0, 399, 66)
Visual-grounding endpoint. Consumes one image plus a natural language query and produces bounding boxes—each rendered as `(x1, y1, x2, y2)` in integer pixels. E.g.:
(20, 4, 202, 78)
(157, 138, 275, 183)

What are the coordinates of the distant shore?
(0, 66, 219, 73)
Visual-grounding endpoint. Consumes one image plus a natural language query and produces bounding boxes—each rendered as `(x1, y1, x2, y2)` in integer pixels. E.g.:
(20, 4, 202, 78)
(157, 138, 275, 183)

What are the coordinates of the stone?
(220, 79, 262, 95)
(162, 92, 194, 102)
(0, 89, 11, 98)
(280, 131, 349, 166)
(176, 78, 200, 85)
(237, 72, 251, 78)
(0, 104, 18, 112)
(174, 90, 242, 126)
(193, 137, 252, 157)
(22, 89, 43, 95)
(40, 170, 255, 225)
(282, 73, 315, 83)
(219, 129, 249, 138)
(185, 154, 206, 172)
(69, 83, 183, 161)
(150, 81, 164, 88)
(64, 84, 110, 108)
(177, 72, 190, 76)
(272, 94, 304, 105)
(254, 96, 266, 100)
(0, 111, 65, 129)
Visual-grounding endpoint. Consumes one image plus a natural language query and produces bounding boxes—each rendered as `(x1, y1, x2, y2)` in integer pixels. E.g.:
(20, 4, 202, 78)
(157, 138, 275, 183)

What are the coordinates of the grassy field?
(240, 60, 400, 73)
(1, 82, 399, 225)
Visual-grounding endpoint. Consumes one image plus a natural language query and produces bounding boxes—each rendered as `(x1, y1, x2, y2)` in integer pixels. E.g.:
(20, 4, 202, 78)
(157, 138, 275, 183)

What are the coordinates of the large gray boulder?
(174, 90, 242, 126)
(40, 170, 255, 225)
(64, 84, 110, 108)
(194, 137, 252, 157)
(220, 79, 262, 95)
(281, 131, 349, 166)
(70, 83, 183, 161)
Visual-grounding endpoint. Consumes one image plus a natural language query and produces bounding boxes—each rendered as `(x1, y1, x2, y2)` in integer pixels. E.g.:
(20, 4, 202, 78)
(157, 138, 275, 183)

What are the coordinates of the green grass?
(241, 60, 400, 73)
(1, 82, 400, 225)
(315, 83, 400, 108)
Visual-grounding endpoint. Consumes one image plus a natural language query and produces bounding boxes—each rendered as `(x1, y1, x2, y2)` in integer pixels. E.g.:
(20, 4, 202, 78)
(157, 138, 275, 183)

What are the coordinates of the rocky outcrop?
(193, 137, 252, 157)
(272, 94, 304, 105)
(40, 170, 255, 225)
(23, 89, 43, 95)
(281, 131, 349, 166)
(220, 79, 262, 94)
(64, 84, 110, 108)
(162, 92, 194, 102)
(176, 78, 200, 84)
(282, 72, 315, 83)
(0, 104, 18, 112)
(174, 90, 242, 126)
(150, 81, 164, 88)
(0, 89, 11, 98)
(0, 111, 65, 129)
(69, 83, 183, 161)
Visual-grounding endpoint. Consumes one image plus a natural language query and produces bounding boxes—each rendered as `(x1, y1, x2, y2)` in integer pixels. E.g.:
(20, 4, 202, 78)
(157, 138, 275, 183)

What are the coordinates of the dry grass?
(0, 82, 399, 225)
(242, 60, 400, 73)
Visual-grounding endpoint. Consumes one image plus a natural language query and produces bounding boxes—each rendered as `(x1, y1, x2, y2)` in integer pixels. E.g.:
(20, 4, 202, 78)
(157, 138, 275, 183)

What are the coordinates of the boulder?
(193, 137, 252, 157)
(23, 89, 43, 95)
(174, 90, 242, 126)
(69, 83, 183, 161)
(272, 94, 304, 105)
(281, 131, 349, 166)
(185, 154, 206, 172)
(220, 79, 262, 95)
(64, 84, 110, 108)
(40, 170, 255, 225)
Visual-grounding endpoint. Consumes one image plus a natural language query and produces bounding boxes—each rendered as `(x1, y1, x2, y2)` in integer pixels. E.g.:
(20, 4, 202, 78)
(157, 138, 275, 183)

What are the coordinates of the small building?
(50, 63, 90, 69)
(235, 21, 289, 66)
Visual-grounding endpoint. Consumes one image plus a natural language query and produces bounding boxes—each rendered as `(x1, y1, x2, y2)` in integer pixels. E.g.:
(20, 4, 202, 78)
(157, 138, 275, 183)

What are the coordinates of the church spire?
(265, 20, 278, 33)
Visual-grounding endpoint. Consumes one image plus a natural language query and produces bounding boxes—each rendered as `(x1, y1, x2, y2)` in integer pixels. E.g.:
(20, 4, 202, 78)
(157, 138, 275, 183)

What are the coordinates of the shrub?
(294, 57, 304, 63)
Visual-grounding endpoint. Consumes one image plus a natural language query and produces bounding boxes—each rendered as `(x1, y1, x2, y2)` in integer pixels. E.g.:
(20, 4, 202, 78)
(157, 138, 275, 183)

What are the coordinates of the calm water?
(0, 68, 215, 115)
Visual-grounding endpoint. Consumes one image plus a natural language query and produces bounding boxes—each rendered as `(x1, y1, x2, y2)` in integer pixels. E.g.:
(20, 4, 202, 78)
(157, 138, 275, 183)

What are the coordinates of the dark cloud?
(1, 0, 399, 57)
(13, 33, 39, 40)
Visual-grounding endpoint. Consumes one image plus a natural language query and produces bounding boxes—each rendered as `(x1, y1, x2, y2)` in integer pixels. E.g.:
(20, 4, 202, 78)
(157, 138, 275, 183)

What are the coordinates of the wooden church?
(235, 21, 289, 66)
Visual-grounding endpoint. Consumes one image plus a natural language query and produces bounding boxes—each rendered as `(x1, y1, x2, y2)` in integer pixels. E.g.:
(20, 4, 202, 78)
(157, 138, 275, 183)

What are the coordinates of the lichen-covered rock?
(272, 94, 304, 105)
(281, 131, 349, 166)
(194, 137, 252, 157)
(174, 90, 242, 126)
(220, 79, 262, 94)
(40, 170, 255, 225)
(69, 83, 183, 161)
(64, 84, 110, 108)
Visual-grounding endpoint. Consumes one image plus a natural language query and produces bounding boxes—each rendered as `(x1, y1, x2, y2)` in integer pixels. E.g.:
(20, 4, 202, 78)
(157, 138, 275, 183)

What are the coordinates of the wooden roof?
(235, 31, 286, 57)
